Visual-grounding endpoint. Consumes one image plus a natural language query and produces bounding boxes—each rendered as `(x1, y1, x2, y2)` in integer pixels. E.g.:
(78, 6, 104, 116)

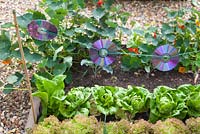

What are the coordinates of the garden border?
(25, 97, 41, 131)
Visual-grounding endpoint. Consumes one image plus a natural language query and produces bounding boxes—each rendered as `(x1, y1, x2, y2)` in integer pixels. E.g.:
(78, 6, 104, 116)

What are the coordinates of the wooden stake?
(13, 10, 36, 123)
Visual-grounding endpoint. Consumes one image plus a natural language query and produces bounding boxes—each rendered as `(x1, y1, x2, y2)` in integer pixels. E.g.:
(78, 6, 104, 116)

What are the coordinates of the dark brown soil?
(67, 57, 200, 92)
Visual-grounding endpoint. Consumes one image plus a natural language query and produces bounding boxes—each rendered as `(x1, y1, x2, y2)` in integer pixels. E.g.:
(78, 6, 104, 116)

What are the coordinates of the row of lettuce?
(31, 115, 200, 134)
(0, 0, 199, 90)
(33, 74, 200, 123)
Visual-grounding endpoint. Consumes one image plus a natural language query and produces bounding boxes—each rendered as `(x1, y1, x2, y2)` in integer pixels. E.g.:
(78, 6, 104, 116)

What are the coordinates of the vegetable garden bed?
(0, 0, 200, 134)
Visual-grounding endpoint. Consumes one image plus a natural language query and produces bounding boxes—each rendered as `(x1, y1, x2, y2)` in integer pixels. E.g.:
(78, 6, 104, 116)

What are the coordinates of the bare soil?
(67, 57, 200, 92)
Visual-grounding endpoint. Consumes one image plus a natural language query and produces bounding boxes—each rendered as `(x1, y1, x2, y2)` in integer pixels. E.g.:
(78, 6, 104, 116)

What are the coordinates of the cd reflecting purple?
(89, 39, 117, 67)
(152, 45, 179, 71)
(27, 20, 58, 41)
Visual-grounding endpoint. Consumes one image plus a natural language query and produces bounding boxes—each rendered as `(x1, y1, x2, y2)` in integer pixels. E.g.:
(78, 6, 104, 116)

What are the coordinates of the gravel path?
(122, 0, 199, 27)
(0, 0, 199, 134)
(0, 0, 40, 23)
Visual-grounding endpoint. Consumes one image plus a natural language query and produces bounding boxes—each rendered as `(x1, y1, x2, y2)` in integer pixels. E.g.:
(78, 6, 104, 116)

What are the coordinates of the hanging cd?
(27, 20, 58, 41)
(152, 44, 179, 71)
(89, 39, 117, 67)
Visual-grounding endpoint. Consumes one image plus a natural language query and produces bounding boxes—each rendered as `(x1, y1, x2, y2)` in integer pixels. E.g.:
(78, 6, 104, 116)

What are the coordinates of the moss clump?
(186, 117, 200, 134)
(128, 119, 153, 134)
(152, 118, 190, 134)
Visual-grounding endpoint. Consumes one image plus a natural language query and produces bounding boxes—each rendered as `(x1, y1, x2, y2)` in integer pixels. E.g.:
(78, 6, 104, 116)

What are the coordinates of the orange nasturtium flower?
(196, 19, 200, 27)
(1, 58, 12, 65)
(152, 32, 157, 39)
(97, 0, 104, 7)
(173, 40, 176, 45)
(17, 60, 24, 65)
(178, 67, 186, 74)
(178, 24, 185, 30)
(128, 48, 140, 54)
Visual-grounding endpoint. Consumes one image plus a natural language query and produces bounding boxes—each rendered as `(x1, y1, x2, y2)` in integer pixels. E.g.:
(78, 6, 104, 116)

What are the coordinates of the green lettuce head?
(92, 85, 119, 115)
(116, 86, 151, 118)
(186, 85, 200, 117)
(149, 86, 187, 123)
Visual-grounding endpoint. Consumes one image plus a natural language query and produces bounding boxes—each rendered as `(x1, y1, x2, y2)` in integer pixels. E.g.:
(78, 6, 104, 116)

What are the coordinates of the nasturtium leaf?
(85, 22, 97, 32)
(161, 23, 173, 35)
(17, 13, 33, 28)
(103, 27, 116, 38)
(65, 29, 75, 37)
(32, 11, 46, 20)
(0, 41, 11, 60)
(48, 1, 63, 10)
(65, 71, 72, 84)
(6, 75, 18, 84)
(53, 46, 63, 61)
(121, 56, 142, 71)
(92, 8, 105, 21)
(63, 56, 73, 68)
(33, 39, 47, 46)
(81, 59, 94, 66)
(166, 34, 175, 42)
(13, 72, 24, 86)
(76, 0, 85, 8)
(25, 53, 42, 63)
(53, 63, 67, 75)
(0, 22, 13, 28)
(119, 27, 132, 35)
(103, 66, 113, 74)
(46, 58, 57, 68)
(45, 8, 56, 19)
(50, 18, 60, 27)
(104, 0, 114, 9)
(145, 66, 151, 73)
(105, 20, 118, 28)
(0, 33, 11, 60)
(3, 84, 14, 94)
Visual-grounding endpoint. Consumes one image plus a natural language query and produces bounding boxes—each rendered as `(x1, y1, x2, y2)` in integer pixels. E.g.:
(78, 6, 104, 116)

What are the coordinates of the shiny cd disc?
(152, 44, 179, 71)
(89, 39, 117, 67)
(27, 20, 58, 41)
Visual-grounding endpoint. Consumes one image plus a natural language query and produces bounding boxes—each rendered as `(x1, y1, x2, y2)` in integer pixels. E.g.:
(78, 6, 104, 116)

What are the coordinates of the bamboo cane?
(13, 10, 36, 123)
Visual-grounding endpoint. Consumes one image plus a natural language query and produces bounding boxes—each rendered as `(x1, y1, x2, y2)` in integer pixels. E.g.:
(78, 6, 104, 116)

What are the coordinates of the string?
(0, 87, 30, 90)
(91, 46, 200, 57)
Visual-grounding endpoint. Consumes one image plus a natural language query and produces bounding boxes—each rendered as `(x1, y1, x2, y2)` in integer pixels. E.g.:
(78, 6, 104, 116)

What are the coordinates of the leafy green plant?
(80, 59, 114, 77)
(149, 86, 187, 123)
(32, 74, 66, 121)
(186, 117, 200, 134)
(152, 118, 190, 134)
(97, 119, 130, 134)
(61, 115, 98, 134)
(32, 115, 62, 134)
(129, 119, 153, 134)
(59, 87, 91, 118)
(116, 86, 151, 119)
(186, 84, 200, 117)
(92, 85, 119, 116)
